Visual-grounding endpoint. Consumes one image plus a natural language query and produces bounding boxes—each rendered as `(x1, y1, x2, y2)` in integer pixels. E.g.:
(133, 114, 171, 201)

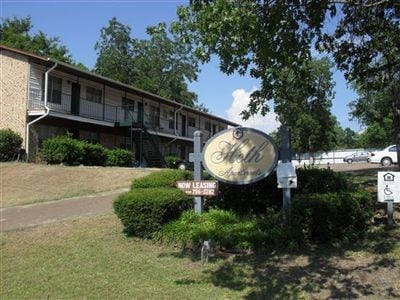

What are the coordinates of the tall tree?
(94, 19, 200, 107)
(349, 84, 393, 147)
(174, 0, 400, 165)
(94, 17, 137, 84)
(1, 16, 73, 64)
(273, 58, 337, 153)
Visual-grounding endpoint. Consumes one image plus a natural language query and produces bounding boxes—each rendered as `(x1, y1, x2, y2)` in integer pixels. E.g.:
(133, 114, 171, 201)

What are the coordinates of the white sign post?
(378, 172, 400, 226)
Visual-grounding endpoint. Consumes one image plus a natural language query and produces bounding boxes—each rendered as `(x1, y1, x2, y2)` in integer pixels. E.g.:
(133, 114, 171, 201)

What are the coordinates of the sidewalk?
(0, 189, 128, 232)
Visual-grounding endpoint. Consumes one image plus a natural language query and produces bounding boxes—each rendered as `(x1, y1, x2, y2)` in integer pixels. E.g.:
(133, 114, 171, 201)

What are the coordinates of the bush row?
(114, 167, 373, 250)
(0, 129, 23, 161)
(41, 135, 133, 167)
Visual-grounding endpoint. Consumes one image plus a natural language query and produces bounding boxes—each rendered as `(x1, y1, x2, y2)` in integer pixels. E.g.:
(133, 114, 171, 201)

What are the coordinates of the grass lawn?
(1, 213, 399, 299)
(0, 163, 156, 207)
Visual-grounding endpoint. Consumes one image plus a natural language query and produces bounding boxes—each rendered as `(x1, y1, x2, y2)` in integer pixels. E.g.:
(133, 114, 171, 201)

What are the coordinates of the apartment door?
(71, 83, 80, 115)
(138, 102, 144, 125)
(181, 115, 186, 136)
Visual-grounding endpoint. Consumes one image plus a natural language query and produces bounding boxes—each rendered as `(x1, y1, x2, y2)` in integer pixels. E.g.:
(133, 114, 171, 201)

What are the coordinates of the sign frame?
(202, 127, 279, 185)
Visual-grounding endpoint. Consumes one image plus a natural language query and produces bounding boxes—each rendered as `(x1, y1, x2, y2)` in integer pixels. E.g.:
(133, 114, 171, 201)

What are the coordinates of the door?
(138, 102, 144, 125)
(71, 82, 80, 115)
(181, 115, 186, 136)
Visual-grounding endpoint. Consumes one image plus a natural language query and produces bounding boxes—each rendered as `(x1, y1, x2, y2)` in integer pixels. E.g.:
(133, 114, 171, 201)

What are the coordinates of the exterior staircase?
(116, 120, 166, 168)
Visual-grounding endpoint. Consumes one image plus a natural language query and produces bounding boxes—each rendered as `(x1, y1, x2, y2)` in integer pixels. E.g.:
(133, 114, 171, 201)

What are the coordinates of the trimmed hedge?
(0, 129, 23, 161)
(41, 135, 84, 165)
(131, 169, 193, 189)
(114, 188, 192, 237)
(296, 167, 351, 193)
(40, 135, 134, 166)
(208, 167, 354, 215)
(105, 149, 133, 167)
(292, 191, 373, 243)
(81, 143, 106, 166)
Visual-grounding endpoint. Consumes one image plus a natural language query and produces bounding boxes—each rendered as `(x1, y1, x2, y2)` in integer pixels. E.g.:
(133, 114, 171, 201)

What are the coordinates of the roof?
(0, 44, 240, 127)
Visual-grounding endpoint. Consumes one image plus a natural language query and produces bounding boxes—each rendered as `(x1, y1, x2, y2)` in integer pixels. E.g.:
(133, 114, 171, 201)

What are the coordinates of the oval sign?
(202, 127, 279, 185)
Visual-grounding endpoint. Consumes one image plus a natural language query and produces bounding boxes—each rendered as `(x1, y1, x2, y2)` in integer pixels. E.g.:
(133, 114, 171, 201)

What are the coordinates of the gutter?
(26, 62, 58, 161)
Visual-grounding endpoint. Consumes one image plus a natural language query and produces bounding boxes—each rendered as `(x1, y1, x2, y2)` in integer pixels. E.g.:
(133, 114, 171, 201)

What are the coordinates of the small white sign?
(277, 162, 297, 189)
(378, 172, 400, 203)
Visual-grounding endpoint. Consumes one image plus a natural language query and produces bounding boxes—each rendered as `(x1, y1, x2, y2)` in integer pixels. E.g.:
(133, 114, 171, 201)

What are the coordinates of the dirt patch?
(0, 162, 157, 207)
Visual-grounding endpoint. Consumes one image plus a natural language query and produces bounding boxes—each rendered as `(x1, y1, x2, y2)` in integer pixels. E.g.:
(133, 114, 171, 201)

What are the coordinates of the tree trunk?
(391, 80, 400, 170)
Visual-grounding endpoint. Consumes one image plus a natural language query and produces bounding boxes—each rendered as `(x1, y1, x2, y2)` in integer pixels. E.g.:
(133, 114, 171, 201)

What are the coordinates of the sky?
(1, 0, 361, 133)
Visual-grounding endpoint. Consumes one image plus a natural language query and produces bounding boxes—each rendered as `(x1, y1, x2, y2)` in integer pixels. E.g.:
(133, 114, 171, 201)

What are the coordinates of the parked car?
(172, 159, 194, 171)
(370, 145, 398, 166)
(343, 151, 371, 164)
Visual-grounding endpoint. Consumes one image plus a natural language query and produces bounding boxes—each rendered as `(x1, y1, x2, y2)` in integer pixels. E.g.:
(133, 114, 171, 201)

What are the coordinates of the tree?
(174, 0, 400, 165)
(95, 19, 201, 107)
(349, 84, 393, 147)
(273, 58, 337, 153)
(335, 125, 359, 149)
(1, 16, 73, 63)
(94, 17, 137, 85)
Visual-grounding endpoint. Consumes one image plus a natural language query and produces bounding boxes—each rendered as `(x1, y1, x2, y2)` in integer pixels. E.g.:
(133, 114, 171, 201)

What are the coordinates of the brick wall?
(0, 50, 29, 147)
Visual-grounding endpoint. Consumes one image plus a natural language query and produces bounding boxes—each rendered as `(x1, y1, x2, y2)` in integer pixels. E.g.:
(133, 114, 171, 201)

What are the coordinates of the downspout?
(166, 105, 184, 149)
(174, 105, 184, 136)
(26, 62, 58, 161)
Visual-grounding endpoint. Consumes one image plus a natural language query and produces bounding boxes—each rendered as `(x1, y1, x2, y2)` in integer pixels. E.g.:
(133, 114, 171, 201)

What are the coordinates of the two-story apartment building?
(1, 45, 239, 167)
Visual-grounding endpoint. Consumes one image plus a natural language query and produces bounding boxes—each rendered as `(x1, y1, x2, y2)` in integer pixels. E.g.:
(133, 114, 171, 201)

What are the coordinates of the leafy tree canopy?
(95, 18, 202, 107)
(174, 0, 400, 161)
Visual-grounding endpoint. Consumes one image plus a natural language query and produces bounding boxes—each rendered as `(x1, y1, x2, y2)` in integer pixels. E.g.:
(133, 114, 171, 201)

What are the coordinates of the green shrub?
(131, 169, 193, 189)
(81, 143, 106, 166)
(296, 166, 352, 193)
(156, 209, 269, 251)
(291, 191, 373, 244)
(105, 149, 133, 167)
(208, 167, 353, 215)
(113, 188, 192, 237)
(0, 129, 23, 161)
(164, 155, 180, 168)
(208, 171, 282, 215)
(41, 135, 84, 165)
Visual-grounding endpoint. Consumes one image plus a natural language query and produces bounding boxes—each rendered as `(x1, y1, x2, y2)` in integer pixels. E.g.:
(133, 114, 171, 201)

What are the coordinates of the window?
(47, 76, 62, 104)
(148, 105, 160, 127)
(86, 86, 102, 103)
(204, 121, 211, 131)
(188, 117, 196, 127)
(122, 97, 135, 120)
(168, 111, 174, 129)
(389, 146, 397, 152)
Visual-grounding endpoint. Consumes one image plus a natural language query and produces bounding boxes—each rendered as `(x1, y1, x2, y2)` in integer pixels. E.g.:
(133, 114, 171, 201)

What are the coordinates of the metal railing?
(28, 92, 139, 124)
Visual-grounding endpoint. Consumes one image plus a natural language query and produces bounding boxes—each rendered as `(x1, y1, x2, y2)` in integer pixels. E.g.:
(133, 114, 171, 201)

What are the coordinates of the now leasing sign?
(202, 127, 279, 184)
(176, 180, 218, 196)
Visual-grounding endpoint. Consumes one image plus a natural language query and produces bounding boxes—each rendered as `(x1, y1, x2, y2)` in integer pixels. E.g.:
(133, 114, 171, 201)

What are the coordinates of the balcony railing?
(28, 91, 218, 138)
(28, 92, 139, 124)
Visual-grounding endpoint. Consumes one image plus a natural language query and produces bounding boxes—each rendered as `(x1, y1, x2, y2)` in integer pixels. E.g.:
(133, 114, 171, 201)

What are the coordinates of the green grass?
(1, 214, 399, 299)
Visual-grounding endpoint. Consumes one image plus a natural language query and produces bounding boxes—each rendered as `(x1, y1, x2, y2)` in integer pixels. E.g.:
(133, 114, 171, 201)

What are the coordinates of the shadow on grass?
(163, 225, 399, 299)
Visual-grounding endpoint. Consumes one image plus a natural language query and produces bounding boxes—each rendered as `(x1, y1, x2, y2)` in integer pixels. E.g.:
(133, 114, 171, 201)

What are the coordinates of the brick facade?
(0, 49, 29, 147)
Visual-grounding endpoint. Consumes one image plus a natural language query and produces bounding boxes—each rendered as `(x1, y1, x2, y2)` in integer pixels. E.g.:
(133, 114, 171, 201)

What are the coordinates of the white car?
(370, 145, 398, 166)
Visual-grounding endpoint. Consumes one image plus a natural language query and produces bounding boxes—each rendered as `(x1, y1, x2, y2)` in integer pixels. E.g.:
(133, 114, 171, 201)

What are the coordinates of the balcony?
(28, 91, 138, 124)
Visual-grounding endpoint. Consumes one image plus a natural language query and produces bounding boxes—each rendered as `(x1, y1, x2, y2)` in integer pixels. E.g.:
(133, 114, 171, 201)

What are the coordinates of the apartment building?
(1, 45, 239, 167)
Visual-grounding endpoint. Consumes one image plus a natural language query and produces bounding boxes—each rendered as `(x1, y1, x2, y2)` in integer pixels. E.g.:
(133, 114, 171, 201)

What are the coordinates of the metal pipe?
(26, 62, 58, 161)
(174, 105, 184, 136)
